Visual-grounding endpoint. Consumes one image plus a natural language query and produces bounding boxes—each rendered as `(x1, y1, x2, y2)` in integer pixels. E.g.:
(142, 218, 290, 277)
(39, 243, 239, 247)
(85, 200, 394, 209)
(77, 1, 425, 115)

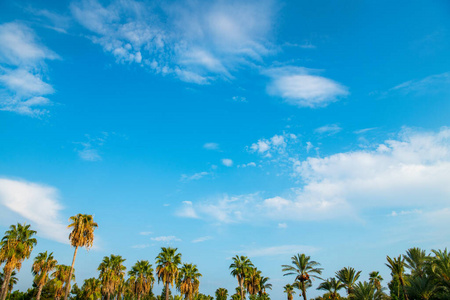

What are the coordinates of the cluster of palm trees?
(2, 216, 450, 300)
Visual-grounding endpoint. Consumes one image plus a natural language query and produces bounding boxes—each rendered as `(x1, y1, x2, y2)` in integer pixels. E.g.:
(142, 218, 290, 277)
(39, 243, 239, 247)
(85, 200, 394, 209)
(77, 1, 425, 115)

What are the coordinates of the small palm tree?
(335, 267, 361, 296)
(81, 277, 101, 300)
(282, 253, 323, 300)
(258, 276, 272, 296)
(351, 281, 379, 300)
(386, 255, 409, 300)
(230, 255, 254, 300)
(215, 288, 228, 300)
(0, 223, 37, 300)
(317, 278, 345, 300)
(53, 264, 74, 300)
(244, 267, 261, 296)
(283, 284, 295, 300)
(129, 260, 154, 300)
(32, 251, 58, 300)
(368, 272, 383, 292)
(156, 247, 182, 300)
(178, 263, 202, 300)
(64, 214, 98, 300)
(98, 254, 126, 300)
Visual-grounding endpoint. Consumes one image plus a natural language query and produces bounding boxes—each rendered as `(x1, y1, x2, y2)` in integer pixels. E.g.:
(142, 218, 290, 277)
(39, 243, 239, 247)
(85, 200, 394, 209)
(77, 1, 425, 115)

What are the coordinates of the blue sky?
(1, 0, 450, 298)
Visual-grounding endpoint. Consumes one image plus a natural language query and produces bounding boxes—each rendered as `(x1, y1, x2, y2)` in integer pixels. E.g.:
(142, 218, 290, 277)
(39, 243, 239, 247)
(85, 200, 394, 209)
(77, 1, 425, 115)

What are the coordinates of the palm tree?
(386, 255, 409, 300)
(230, 255, 254, 300)
(244, 267, 261, 296)
(282, 253, 323, 300)
(156, 247, 182, 300)
(178, 263, 202, 300)
(335, 267, 361, 296)
(368, 272, 383, 292)
(258, 276, 272, 296)
(215, 288, 228, 300)
(98, 254, 126, 300)
(403, 247, 428, 278)
(317, 278, 345, 300)
(0, 223, 37, 300)
(430, 248, 450, 293)
(129, 260, 155, 300)
(32, 251, 58, 300)
(0, 270, 18, 298)
(81, 277, 101, 300)
(405, 276, 437, 300)
(283, 284, 295, 300)
(351, 281, 384, 300)
(64, 214, 98, 300)
(53, 264, 74, 300)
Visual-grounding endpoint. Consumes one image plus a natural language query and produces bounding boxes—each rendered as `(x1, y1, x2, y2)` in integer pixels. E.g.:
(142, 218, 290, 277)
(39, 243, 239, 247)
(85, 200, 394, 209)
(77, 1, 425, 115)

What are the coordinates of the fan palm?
(335, 267, 361, 296)
(283, 284, 295, 300)
(317, 278, 345, 300)
(156, 247, 182, 300)
(81, 277, 101, 300)
(98, 254, 126, 300)
(0, 223, 37, 300)
(230, 255, 254, 300)
(52, 264, 74, 300)
(0, 270, 18, 298)
(368, 272, 383, 292)
(32, 251, 58, 300)
(178, 263, 202, 300)
(282, 253, 323, 300)
(215, 288, 228, 300)
(129, 260, 154, 300)
(64, 214, 98, 300)
(244, 267, 261, 296)
(386, 255, 409, 300)
(258, 276, 272, 296)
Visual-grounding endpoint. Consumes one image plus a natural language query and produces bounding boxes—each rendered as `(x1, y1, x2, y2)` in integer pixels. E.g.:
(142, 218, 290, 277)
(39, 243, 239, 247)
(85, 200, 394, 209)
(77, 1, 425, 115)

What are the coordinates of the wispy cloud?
(0, 178, 68, 243)
(0, 22, 59, 116)
(180, 171, 210, 182)
(314, 124, 342, 135)
(150, 236, 181, 243)
(139, 231, 152, 236)
(265, 67, 349, 108)
(203, 142, 219, 150)
(176, 201, 199, 219)
(74, 133, 109, 162)
(354, 127, 378, 134)
(192, 236, 212, 243)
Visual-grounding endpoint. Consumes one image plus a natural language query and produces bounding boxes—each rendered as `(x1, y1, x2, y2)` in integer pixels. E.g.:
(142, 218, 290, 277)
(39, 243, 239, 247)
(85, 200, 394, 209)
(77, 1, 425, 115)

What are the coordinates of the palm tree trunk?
(36, 283, 44, 300)
(0, 266, 13, 300)
(165, 282, 170, 300)
(64, 246, 79, 300)
(239, 279, 244, 300)
(399, 276, 409, 300)
(301, 283, 307, 300)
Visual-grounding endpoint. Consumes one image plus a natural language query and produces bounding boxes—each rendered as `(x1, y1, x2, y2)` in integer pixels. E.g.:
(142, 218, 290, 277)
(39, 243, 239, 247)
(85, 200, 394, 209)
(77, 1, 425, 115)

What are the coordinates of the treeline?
(1, 215, 449, 300)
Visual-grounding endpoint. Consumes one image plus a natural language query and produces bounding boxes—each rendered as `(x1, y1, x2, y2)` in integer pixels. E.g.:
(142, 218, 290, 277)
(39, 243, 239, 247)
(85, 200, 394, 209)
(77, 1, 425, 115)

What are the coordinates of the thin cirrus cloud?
(0, 22, 59, 116)
(70, 0, 274, 84)
(314, 124, 342, 135)
(0, 178, 69, 244)
(150, 235, 181, 243)
(180, 171, 210, 182)
(177, 127, 450, 228)
(203, 142, 219, 150)
(265, 67, 349, 108)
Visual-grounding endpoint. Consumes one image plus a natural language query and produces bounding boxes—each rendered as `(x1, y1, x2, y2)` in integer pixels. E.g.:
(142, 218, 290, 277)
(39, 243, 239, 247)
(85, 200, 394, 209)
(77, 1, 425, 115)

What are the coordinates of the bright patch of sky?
(1, 0, 450, 299)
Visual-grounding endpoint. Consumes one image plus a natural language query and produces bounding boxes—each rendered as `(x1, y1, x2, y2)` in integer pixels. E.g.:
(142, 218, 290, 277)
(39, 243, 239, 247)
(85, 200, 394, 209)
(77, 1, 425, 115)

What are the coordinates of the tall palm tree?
(282, 253, 323, 300)
(129, 260, 155, 300)
(386, 255, 409, 300)
(156, 247, 182, 300)
(53, 264, 74, 300)
(98, 254, 126, 300)
(244, 267, 261, 296)
(229, 255, 254, 300)
(215, 288, 228, 300)
(178, 263, 202, 300)
(0, 270, 18, 298)
(403, 247, 428, 278)
(283, 284, 295, 300)
(258, 276, 272, 296)
(335, 267, 361, 296)
(64, 214, 98, 300)
(368, 272, 383, 292)
(32, 251, 58, 300)
(317, 278, 345, 300)
(0, 223, 37, 300)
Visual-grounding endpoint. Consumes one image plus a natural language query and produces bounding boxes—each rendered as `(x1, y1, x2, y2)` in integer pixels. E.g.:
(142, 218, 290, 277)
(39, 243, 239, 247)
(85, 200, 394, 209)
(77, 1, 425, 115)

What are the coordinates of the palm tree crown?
(230, 255, 254, 300)
(156, 247, 182, 300)
(32, 251, 58, 300)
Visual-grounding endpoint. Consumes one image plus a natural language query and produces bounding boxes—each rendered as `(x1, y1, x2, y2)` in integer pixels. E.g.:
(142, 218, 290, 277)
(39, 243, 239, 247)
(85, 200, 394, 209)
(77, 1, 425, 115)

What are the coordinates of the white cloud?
(265, 67, 349, 108)
(75, 133, 108, 162)
(176, 201, 199, 219)
(0, 22, 58, 116)
(390, 72, 450, 96)
(192, 236, 212, 243)
(314, 124, 342, 135)
(180, 171, 209, 182)
(0, 178, 69, 243)
(354, 127, 378, 134)
(237, 245, 318, 257)
(151, 236, 181, 243)
(306, 141, 313, 153)
(249, 133, 298, 160)
(222, 158, 233, 167)
(232, 96, 247, 102)
(238, 162, 257, 168)
(278, 223, 287, 229)
(203, 142, 219, 150)
(139, 231, 152, 235)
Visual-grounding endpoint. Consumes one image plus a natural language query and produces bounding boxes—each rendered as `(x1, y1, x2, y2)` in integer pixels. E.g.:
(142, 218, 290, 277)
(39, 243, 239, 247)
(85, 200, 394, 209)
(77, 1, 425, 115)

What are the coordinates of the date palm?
(98, 254, 126, 300)
(215, 288, 228, 300)
(178, 263, 202, 300)
(64, 214, 98, 300)
(0, 223, 37, 300)
(156, 247, 182, 300)
(283, 284, 295, 300)
(351, 281, 381, 300)
(32, 251, 58, 300)
(430, 248, 450, 293)
(368, 272, 383, 292)
(386, 255, 409, 300)
(405, 276, 437, 300)
(317, 278, 345, 300)
(403, 247, 428, 278)
(335, 267, 361, 296)
(129, 260, 155, 300)
(53, 264, 75, 300)
(282, 253, 323, 300)
(230, 255, 254, 300)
